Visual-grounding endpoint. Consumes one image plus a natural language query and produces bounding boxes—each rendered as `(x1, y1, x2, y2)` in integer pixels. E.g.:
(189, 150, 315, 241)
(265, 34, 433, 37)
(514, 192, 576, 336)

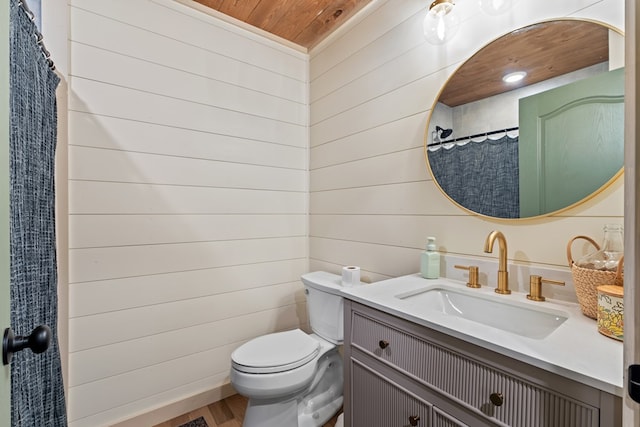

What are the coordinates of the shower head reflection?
(436, 126, 453, 139)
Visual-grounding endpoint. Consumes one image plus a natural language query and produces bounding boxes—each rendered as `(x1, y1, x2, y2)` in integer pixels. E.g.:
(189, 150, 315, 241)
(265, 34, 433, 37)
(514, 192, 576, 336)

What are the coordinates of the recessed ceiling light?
(502, 71, 527, 83)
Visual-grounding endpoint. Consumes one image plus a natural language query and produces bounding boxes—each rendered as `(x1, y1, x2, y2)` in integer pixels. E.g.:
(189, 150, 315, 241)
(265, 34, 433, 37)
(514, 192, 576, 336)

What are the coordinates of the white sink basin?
(395, 286, 568, 339)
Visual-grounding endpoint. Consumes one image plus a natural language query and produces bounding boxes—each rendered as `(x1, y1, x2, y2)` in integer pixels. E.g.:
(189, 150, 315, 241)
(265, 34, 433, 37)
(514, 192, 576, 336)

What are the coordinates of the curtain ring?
(40, 45, 51, 59)
(19, 2, 36, 21)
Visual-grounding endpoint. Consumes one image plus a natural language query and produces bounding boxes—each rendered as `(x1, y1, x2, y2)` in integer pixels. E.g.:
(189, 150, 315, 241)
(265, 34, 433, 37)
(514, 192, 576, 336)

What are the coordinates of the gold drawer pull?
(378, 340, 389, 349)
(409, 415, 420, 426)
(490, 392, 504, 406)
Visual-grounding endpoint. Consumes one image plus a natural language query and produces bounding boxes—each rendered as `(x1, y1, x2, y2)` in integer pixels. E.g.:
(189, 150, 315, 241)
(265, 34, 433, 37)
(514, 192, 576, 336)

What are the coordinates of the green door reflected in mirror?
(519, 67, 624, 217)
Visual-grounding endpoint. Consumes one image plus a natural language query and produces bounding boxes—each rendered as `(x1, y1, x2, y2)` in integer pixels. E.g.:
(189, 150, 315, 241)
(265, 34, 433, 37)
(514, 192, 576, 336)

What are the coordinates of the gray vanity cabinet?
(343, 300, 621, 427)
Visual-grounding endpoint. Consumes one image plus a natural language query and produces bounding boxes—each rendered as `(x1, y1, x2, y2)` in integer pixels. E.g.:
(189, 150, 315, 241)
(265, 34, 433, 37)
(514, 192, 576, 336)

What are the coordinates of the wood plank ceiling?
(194, 0, 374, 50)
(438, 20, 610, 107)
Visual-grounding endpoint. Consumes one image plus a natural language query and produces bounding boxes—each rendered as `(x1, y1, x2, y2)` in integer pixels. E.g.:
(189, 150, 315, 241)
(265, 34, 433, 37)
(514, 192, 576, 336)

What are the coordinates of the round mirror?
(425, 19, 624, 219)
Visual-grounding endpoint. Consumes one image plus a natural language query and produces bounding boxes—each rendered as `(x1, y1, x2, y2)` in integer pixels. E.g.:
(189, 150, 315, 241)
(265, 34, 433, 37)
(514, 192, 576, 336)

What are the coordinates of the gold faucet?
(484, 230, 510, 294)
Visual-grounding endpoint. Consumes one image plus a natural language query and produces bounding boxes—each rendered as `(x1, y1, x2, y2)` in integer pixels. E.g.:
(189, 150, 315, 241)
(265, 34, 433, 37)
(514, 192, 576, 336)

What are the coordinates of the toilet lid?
(231, 329, 320, 374)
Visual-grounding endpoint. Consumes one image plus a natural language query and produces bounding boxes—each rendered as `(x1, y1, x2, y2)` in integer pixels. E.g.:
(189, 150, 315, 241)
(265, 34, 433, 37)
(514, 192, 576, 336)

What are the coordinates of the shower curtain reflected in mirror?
(428, 135, 520, 218)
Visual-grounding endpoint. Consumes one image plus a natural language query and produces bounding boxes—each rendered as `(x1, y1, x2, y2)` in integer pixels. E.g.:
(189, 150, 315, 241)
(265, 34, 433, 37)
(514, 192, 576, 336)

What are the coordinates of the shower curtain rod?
(17, 0, 55, 70)
(428, 126, 518, 147)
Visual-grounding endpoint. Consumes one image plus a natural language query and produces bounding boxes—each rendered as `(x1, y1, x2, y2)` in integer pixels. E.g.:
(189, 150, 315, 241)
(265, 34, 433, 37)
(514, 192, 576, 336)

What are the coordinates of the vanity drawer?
(350, 308, 599, 427)
(433, 406, 468, 427)
(350, 358, 431, 427)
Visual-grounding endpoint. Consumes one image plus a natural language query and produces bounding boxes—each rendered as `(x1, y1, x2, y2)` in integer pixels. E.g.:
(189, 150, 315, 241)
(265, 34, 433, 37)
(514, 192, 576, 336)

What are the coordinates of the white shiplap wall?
(66, 1, 308, 425)
(309, 0, 625, 289)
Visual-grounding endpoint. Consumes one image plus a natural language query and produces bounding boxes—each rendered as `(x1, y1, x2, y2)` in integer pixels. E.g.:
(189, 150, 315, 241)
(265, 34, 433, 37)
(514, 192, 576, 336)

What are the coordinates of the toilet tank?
(301, 271, 345, 344)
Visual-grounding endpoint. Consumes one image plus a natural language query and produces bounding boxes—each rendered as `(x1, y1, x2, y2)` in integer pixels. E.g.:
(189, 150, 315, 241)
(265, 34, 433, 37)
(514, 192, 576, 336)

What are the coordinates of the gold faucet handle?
(455, 265, 480, 288)
(527, 275, 565, 301)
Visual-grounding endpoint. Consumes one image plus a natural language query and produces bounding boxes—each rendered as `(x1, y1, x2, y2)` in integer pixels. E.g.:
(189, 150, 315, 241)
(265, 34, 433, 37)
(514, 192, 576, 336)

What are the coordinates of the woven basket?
(567, 235, 624, 319)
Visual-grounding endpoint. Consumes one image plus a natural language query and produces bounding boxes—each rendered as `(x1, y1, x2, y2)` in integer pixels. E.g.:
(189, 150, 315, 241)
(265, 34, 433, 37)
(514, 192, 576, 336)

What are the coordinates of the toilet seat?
(232, 329, 320, 374)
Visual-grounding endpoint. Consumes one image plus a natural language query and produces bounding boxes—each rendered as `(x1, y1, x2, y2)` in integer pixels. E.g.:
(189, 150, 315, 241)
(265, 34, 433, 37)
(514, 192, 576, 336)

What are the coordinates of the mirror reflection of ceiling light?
(502, 71, 527, 83)
(423, 0, 460, 45)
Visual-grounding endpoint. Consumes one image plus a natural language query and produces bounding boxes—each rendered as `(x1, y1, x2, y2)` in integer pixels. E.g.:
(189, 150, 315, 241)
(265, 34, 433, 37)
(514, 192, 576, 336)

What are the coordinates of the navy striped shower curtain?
(9, 0, 66, 425)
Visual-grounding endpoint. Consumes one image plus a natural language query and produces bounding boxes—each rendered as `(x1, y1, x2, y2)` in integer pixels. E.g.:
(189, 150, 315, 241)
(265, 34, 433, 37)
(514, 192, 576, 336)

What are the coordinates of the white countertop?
(341, 273, 623, 396)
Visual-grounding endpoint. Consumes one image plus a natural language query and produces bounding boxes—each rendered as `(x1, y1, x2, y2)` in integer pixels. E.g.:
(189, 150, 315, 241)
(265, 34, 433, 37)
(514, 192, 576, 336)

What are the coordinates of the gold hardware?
(484, 230, 510, 294)
(527, 275, 565, 301)
(455, 265, 480, 288)
(409, 415, 420, 426)
(489, 392, 504, 406)
(429, 0, 454, 11)
(379, 340, 389, 349)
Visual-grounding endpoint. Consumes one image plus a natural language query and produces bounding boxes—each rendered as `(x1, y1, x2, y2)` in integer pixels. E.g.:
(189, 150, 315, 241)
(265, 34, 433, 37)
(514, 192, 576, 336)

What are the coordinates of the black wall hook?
(2, 325, 51, 365)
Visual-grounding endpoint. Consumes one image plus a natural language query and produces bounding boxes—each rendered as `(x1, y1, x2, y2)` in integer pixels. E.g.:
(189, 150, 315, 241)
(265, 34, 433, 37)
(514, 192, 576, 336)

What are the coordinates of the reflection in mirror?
(425, 20, 624, 219)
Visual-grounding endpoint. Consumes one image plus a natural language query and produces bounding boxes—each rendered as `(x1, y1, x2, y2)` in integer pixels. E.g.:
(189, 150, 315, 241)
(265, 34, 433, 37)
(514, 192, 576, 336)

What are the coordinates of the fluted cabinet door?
(432, 407, 468, 427)
(350, 359, 430, 427)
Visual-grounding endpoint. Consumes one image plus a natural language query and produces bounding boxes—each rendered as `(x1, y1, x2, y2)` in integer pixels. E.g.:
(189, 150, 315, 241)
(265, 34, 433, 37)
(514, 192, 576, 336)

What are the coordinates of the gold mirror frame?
(424, 19, 624, 221)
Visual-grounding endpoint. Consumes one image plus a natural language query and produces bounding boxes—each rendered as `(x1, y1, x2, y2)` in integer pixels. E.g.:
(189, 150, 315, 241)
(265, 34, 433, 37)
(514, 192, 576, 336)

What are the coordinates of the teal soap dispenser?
(420, 237, 440, 279)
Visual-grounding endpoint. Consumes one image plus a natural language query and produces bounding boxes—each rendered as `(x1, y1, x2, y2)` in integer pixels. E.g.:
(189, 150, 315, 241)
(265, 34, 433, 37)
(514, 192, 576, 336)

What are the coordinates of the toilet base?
(244, 397, 298, 426)
(298, 394, 343, 427)
(243, 394, 343, 427)
(240, 349, 343, 427)
(298, 351, 343, 427)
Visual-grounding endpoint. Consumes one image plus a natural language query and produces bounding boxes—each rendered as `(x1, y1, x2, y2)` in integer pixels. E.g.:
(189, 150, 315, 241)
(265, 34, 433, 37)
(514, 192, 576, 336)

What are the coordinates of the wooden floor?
(153, 393, 341, 427)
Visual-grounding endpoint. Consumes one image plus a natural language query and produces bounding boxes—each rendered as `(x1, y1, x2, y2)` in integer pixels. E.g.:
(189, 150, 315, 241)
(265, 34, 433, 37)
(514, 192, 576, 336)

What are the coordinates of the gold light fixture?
(423, 0, 460, 45)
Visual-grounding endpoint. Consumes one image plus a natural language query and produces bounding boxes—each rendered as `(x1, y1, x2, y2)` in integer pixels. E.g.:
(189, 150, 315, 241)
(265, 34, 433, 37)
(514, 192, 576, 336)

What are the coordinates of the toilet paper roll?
(342, 266, 361, 287)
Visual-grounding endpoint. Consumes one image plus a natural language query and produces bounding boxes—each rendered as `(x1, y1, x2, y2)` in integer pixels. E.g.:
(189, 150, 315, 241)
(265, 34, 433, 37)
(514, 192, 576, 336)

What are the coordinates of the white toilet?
(230, 271, 345, 427)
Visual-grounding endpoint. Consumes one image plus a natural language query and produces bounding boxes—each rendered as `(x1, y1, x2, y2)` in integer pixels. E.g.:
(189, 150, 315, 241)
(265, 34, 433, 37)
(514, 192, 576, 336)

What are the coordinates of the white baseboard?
(111, 383, 237, 427)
